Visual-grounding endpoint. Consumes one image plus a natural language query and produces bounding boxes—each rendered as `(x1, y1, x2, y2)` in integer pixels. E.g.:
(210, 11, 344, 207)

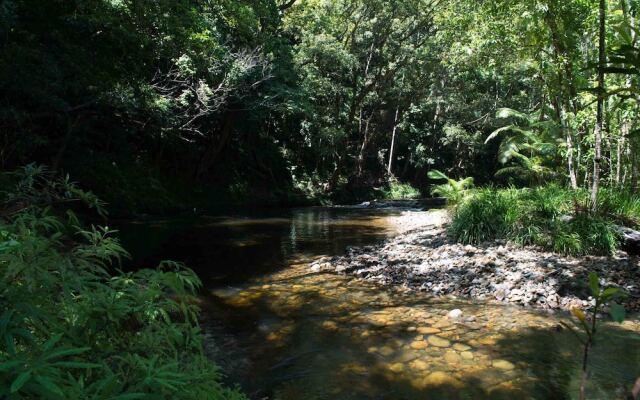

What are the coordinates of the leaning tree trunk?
(387, 105, 400, 176)
(591, 0, 606, 213)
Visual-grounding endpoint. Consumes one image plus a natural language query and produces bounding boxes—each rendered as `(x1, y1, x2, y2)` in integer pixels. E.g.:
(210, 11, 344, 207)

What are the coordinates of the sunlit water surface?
(118, 207, 640, 400)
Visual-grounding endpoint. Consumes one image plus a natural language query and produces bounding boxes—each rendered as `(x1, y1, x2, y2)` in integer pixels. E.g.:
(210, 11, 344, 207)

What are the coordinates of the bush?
(550, 215, 618, 256)
(449, 188, 517, 243)
(382, 181, 421, 200)
(449, 184, 625, 256)
(427, 170, 475, 207)
(0, 166, 245, 400)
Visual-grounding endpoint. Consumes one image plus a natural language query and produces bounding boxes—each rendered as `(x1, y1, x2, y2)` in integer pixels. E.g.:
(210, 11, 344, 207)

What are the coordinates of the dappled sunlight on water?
(118, 208, 640, 399)
(206, 261, 640, 399)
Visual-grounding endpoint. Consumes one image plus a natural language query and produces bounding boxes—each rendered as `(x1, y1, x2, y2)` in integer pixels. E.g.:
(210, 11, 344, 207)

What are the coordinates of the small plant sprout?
(560, 272, 627, 400)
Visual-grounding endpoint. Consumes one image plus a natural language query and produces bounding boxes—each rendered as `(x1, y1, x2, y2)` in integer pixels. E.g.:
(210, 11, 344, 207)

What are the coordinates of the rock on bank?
(310, 210, 640, 312)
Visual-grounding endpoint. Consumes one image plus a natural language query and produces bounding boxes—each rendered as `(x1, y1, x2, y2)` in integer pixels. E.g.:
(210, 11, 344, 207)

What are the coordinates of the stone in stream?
(447, 309, 463, 319)
(421, 371, 462, 388)
(492, 359, 516, 370)
(410, 340, 428, 350)
(453, 343, 471, 351)
(427, 335, 451, 348)
(416, 326, 440, 334)
(388, 363, 405, 373)
(378, 346, 394, 356)
(433, 319, 452, 329)
(409, 359, 429, 371)
(461, 351, 474, 360)
(444, 350, 460, 363)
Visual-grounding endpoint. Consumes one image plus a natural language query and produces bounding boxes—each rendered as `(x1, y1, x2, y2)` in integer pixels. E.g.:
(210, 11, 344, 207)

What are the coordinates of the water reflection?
(118, 208, 640, 399)
(117, 208, 397, 285)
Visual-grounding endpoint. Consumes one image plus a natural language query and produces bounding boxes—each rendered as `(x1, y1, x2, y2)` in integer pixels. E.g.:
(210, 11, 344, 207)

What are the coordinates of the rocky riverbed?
(310, 210, 640, 312)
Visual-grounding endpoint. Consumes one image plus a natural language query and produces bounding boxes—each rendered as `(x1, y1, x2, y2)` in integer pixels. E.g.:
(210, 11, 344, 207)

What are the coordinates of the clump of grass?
(598, 188, 640, 227)
(449, 184, 628, 256)
(449, 187, 517, 244)
(427, 169, 475, 207)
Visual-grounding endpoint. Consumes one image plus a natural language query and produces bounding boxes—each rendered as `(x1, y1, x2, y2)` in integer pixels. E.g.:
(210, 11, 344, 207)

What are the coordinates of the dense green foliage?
(8, 0, 640, 212)
(448, 184, 636, 256)
(0, 166, 244, 399)
(381, 181, 421, 200)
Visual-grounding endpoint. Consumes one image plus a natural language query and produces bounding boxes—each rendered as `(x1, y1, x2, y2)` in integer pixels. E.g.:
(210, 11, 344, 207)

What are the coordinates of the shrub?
(449, 184, 622, 256)
(0, 166, 245, 400)
(382, 181, 421, 200)
(551, 215, 619, 256)
(597, 188, 640, 227)
(427, 169, 474, 207)
(449, 188, 516, 243)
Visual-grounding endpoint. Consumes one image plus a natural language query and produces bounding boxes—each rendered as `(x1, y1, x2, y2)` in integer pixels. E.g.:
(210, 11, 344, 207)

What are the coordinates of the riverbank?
(310, 209, 640, 312)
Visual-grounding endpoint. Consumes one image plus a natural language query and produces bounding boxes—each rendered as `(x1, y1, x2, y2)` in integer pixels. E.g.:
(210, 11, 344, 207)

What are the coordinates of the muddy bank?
(310, 210, 640, 312)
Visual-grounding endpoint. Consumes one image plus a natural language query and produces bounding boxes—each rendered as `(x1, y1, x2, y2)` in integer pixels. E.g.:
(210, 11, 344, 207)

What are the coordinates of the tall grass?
(448, 188, 517, 243)
(449, 184, 629, 256)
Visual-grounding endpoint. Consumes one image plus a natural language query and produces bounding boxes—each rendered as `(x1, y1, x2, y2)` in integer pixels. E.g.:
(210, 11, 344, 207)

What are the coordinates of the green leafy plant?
(427, 169, 474, 207)
(449, 185, 624, 255)
(0, 166, 245, 399)
(486, 108, 561, 185)
(560, 272, 626, 400)
(448, 187, 517, 243)
(382, 181, 421, 200)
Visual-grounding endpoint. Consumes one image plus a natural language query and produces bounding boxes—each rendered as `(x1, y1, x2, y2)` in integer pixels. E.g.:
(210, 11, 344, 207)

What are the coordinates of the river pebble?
(309, 210, 640, 312)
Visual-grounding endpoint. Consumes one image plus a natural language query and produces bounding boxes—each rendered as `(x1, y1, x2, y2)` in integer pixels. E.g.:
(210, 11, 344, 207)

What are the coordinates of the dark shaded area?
(116, 207, 401, 285)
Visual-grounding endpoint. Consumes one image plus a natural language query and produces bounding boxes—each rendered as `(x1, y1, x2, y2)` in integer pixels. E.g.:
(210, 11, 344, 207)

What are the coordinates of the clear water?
(118, 207, 640, 400)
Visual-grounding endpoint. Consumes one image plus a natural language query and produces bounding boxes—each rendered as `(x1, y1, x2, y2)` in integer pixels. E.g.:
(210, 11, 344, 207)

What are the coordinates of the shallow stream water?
(119, 207, 640, 400)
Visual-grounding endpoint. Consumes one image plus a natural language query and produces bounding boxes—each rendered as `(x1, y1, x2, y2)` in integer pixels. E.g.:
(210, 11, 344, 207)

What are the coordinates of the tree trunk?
(617, 119, 627, 185)
(387, 105, 400, 176)
(591, 0, 606, 212)
(560, 101, 578, 188)
(195, 111, 238, 180)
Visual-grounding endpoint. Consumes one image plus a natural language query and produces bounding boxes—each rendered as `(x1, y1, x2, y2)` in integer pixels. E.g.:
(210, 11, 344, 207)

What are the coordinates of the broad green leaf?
(0, 360, 22, 371)
(111, 393, 147, 400)
(609, 303, 626, 323)
(600, 287, 621, 301)
(44, 346, 90, 361)
(10, 370, 32, 393)
(53, 361, 101, 369)
(589, 272, 600, 297)
(35, 375, 64, 397)
(427, 169, 448, 181)
(42, 334, 63, 352)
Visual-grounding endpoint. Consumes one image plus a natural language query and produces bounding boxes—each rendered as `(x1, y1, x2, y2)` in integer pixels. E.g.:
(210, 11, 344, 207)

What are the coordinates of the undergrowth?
(382, 181, 421, 200)
(448, 184, 632, 256)
(0, 165, 245, 399)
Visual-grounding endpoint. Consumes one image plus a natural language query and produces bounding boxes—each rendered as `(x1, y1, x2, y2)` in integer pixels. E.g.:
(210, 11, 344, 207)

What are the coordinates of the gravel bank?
(311, 209, 640, 312)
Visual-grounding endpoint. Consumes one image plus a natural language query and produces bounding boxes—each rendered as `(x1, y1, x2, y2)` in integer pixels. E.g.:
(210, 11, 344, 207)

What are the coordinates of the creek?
(118, 206, 640, 399)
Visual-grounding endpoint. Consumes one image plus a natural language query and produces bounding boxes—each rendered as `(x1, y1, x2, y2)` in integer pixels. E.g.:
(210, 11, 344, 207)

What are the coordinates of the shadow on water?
(201, 265, 640, 400)
(116, 207, 398, 285)
(117, 206, 640, 399)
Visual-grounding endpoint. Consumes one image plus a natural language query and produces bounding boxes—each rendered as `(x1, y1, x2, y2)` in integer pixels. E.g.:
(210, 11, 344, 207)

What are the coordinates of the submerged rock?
(492, 359, 516, 370)
(427, 335, 451, 348)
